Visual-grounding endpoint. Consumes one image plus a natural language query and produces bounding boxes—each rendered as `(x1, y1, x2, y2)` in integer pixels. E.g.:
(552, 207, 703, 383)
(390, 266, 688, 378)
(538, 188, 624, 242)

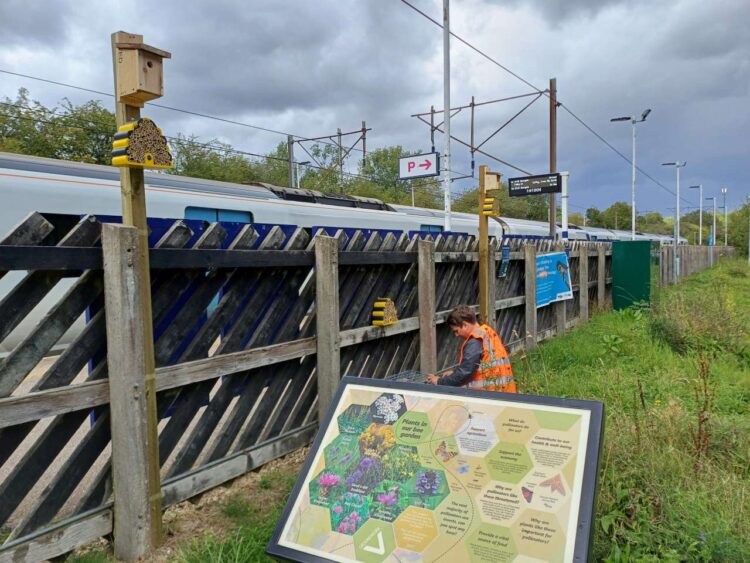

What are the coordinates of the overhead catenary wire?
(397, 0, 698, 209)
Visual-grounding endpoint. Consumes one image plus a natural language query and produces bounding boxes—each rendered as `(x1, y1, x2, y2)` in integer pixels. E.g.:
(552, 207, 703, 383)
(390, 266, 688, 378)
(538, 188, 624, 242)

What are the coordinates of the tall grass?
(516, 259, 750, 561)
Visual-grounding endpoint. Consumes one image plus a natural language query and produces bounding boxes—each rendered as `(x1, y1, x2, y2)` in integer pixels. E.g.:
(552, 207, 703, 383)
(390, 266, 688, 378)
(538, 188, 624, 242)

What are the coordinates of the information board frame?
(268, 377, 604, 563)
(508, 173, 562, 197)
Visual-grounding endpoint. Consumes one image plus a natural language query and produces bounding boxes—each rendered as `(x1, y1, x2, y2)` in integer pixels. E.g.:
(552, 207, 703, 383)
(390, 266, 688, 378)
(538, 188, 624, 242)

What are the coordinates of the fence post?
(579, 244, 589, 323)
(487, 239, 497, 329)
(418, 239, 437, 374)
(524, 244, 537, 349)
(555, 243, 567, 335)
(315, 235, 340, 422)
(102, 224, 161, 562)
(597, 245, 606, 309)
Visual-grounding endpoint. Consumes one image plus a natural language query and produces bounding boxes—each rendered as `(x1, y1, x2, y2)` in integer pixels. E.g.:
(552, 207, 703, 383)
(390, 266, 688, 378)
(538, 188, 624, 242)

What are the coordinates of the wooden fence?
(0, 212, 613, 561)
(660, 244, 734, 286)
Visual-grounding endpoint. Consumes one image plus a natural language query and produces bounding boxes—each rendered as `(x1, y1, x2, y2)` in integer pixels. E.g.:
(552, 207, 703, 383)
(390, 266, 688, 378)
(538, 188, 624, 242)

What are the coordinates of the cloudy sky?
(1, 0, 748, 216)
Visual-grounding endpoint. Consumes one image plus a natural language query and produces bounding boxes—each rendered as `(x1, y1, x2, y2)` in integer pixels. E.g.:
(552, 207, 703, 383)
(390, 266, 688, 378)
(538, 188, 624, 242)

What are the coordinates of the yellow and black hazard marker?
(372, 298, 398, 327)
(112, 117, 173, 169)
(482, 196, 495, 216)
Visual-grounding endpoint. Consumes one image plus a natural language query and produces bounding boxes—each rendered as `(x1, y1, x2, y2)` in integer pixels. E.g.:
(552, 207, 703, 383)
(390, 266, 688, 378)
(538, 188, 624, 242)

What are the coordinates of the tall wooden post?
(110, 31, 166, 555)
(418, 239, 437, 374)
(549, 78, 557, 239)
(487, 238, 497, 329)
(478, 165, 501, 325)
(524, 244, 538, 349)
(315, 235, 340, 421)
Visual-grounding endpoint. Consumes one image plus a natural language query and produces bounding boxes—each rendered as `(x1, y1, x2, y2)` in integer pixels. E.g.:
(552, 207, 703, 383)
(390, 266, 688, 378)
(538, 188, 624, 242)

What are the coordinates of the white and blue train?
(0, 151, 683, 354)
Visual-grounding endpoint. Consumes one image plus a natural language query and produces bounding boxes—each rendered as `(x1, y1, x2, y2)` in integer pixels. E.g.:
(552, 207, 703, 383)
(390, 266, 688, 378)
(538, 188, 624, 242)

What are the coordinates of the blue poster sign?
(536, 251, 574, 308)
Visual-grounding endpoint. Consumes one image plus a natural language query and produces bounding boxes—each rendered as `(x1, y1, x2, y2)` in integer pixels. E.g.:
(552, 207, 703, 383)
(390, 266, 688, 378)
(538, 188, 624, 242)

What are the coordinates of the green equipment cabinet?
(611, 240, 660, 310)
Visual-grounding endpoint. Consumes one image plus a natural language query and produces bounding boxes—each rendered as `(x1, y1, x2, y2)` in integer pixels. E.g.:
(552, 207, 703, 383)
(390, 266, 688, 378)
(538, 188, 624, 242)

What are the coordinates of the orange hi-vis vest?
(459, 324, 516, 393)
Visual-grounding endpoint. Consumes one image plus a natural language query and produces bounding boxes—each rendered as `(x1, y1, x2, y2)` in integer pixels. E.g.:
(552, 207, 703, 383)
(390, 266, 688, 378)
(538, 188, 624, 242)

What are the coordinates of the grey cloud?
(0, 0, 68, 46)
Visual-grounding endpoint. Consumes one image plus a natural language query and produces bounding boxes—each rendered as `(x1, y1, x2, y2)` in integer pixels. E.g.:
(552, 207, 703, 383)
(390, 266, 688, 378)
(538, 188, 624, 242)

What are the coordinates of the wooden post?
(579, 245, 589, 323)
(555, 243, 566, 335)
(478, 165, 501, 325)
(110, 31, 164, 551)
(597, 245, 606, 309)
(315, 235, 340, 421)
(487, 239, 497, 329)
(524, 244, 537, 349)
(102, 224, 158, 561)
(418, 239, 437, 374)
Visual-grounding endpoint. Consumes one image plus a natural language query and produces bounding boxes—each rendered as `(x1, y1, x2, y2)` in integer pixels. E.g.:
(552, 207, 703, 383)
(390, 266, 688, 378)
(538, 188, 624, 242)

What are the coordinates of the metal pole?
(631, 119, 636, 240)
(411, 180, 415, 207)
(699, 185, 703, 244)
(442, 0, 452, 231)
(549, 78, 557, 239)
(561, 171, 569, 240)
(361, 120, 367, 168)
(675, 165, 681, 283)
(295, 162, 300, 189)
(287, 135, 295, 189)
(430, 105, 435, 152)
(722, 187, 728, 245)
(337, 128, 343, 193)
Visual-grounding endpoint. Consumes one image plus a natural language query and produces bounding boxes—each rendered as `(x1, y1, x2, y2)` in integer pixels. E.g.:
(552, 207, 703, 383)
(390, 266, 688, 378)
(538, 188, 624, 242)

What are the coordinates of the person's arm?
(438, 339, 482, 386)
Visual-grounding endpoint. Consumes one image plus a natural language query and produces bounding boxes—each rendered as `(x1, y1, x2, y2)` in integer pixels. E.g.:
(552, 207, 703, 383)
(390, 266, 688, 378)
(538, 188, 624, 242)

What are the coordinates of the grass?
(515, 258, 750, 561)
(173, 469, 297, 563)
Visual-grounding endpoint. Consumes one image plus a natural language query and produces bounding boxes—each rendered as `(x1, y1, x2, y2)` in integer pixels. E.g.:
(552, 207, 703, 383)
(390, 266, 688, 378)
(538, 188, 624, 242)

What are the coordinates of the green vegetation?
(516, 259, 750, 561)
(174, 469, 297, 563)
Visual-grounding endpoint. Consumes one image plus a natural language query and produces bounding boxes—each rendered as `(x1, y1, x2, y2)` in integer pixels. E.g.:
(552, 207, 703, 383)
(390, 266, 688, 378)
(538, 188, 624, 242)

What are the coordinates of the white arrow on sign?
(398, 152, 440, 180)
(363, 530, 385, 555)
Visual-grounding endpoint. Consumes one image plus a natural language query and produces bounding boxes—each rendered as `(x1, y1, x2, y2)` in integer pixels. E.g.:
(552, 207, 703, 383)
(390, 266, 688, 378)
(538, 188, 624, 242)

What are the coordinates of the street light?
(662, 161, 686, 283)
(611, 108, 651, 240)
(295, 161, 310, 189)
(689, 185, 703, 244)
(706, 196, 717, 266)
(720, 187, 728, 245)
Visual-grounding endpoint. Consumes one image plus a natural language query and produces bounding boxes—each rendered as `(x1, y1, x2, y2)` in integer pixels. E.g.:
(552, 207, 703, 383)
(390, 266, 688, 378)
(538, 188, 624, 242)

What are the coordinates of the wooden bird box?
(115, 33, 171, 106)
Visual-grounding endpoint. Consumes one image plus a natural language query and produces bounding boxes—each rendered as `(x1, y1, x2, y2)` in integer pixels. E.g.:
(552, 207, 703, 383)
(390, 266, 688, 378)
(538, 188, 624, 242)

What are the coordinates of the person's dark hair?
(447, 305, 477, 327)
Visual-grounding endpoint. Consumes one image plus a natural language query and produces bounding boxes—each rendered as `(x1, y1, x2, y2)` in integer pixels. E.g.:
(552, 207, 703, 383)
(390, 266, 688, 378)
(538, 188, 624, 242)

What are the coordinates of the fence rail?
(0, 211, 617, 561)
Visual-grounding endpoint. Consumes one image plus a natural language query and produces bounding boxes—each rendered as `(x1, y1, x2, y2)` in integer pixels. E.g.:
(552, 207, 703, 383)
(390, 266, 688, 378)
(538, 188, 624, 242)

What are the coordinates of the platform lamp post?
(611, 108, 651, 240)
(662, 161, 686, 283)
(689, 185, 703, 244)
(721, 187, 728, 245)
(706, 196, 717, 266)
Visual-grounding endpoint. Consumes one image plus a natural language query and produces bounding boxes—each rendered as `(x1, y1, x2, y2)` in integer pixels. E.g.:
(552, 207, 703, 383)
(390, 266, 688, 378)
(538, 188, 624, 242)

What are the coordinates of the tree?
(600, 202, 632, 230)
(586, 207, 604, 227)
(170, 135, 255, 183)
(568, 212, 585, 226)
(728, 203, 749, 255)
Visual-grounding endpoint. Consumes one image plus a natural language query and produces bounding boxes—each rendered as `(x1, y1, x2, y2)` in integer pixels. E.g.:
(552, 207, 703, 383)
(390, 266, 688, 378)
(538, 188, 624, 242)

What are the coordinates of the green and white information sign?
(268, 377, 604, 562)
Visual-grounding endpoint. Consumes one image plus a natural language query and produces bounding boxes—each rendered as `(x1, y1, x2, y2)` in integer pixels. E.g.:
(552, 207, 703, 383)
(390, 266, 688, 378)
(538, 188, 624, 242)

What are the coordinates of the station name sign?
(508, 173, 562, 197)
(398, 152, 440, 180)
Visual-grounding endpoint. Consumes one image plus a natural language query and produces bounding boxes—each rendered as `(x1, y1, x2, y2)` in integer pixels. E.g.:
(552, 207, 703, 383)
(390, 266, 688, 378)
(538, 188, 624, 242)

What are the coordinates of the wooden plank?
(496, 295, 525, 310)
(101, 223, 159, 561)
(487, 239, 497, 328)
(315, 236, 340, 422)
(0, 271, 103, 397)
(161, 424, 317, 508)
(434, 251, 479, 263)
(0, 508, 112, 563)
(524, 245, 537, 349)
(418, 239, 437, 374)
(554, 243, 567, 336)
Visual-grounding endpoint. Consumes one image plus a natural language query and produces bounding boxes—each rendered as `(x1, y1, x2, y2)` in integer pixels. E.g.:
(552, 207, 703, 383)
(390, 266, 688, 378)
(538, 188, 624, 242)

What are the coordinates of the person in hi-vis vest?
(426, 305, 516, 393)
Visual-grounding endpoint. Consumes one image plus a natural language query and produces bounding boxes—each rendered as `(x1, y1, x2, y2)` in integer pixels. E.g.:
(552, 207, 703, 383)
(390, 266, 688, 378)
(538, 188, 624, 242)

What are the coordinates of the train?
(0, 151, 684, 355)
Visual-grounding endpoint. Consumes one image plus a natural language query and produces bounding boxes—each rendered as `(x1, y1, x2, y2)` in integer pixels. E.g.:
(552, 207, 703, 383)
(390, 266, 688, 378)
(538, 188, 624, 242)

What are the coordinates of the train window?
(420, 224, 443, 234)
(185, 207, 253, 223)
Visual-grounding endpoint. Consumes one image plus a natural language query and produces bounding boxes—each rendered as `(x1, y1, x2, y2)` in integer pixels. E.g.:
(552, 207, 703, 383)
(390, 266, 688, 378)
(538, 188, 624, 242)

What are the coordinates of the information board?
(536, 251, 574, 308)
(508, 173, 561, 197)
(268, 377, 604, 562)
(398, 153, 440, 180)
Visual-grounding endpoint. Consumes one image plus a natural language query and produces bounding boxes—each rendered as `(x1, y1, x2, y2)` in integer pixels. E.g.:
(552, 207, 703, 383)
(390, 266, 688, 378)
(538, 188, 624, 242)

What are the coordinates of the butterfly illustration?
(539, 474, 566, 496)
(434, 441, 457, 462)
(521, 486, 534, 503)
